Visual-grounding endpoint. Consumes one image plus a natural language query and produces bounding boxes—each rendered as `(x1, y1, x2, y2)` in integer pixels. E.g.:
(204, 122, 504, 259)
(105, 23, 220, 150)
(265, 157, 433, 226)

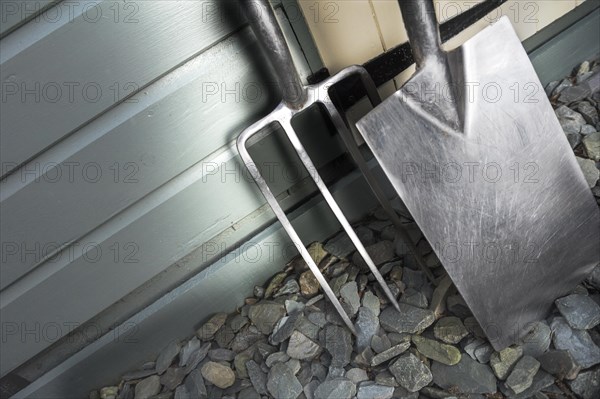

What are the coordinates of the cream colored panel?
(306, 0, 585, 75)
(298, 0, 383, 73)
(369, 0, 407, 49)
(537, 1, 576, 30)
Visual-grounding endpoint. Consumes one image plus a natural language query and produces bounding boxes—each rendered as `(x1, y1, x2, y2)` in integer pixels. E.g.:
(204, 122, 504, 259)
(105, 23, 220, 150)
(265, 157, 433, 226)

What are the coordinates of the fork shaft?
(241, 0, 306, 107)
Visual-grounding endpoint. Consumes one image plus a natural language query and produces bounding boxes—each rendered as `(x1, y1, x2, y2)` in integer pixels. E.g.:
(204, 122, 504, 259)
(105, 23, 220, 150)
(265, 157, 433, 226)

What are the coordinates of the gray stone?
(433, 317, 469, 344)
(253, 285, 265, 299)
(463, 317, 485, 339)
(556, 105, 587, 124)
(160, 367, 186, 390)
(286, 358, 301, 375)
(355, 306, 380, 350)
(446, 295, 471, 318)
(578, 101, 600, 125)
(490, 346, 523, 380)
(589, 264, 600, 290)
(559, 116, 584, 135)
(556, 294, 600, 330)
(551, 317, 600, 368)
(324, 232, 354, 259)
(324, 324, 352, 368)
(474, 343, 494, 364)
(326, 366, 345, 380)
(230, 325, 264, 353)
(463, 337, 486, 360)
(313, 379, 356, 399)
(371, 334, 391, 353)
(267, 363, 302, 399)
(200, 361, 235, 389)
(352, 241, 395, 269)
(371, 342, 411, 366)
(346, 368, 369, 384)
(197, 313, 228, 341)
(287, 331, 321, 360)
(330, 273, 349, 297)
(134, 376, 161, 399)
(233, 346, 254, 378)
(238, 387, 260, 399)
(498, 370, 554, 399)
(538, 350, 581, 380)
(412, 335, 461, 366)
(576, 156, 600, 188)
(545, 80, 560, 96)
(307, 312, 327, 328)
(208, 348, 235, 362)
(122, 369, 157, 382)
(390, 353, 433, 392)
(156, 341, 181, 375)
(271, 313, 301, 345)
(356, 383, 395, 399)
(248, 301, 286, 335)
(184, 369, 207, 398)
(505, 356, 540, 395)
(340, 282, 360, 316)
(559, 84, 591, 104)
(183, 342, 211, 374)
(179, 337, 201, 367)
(581, 124, 597, 135)
(568, 368, 600, 399)
(379, 304, 435, 334)
(552, 79, 572, 96)
(362, 291, 381, 316)
(304, 380, 319, 399)
(311, 361, 328, 382)
(285, 300, 304, 314)
(399, 288, 428, 308)
(431, 356, 497, 394)
(375, 371, 398, 387)
(583, 132, 600, 161)
(275, 279, 300, 297)
(295, 316, 320, 341)
(173, 385, 189, 399)
(518, 321, 551, 358)
(402, 269, 426, 290)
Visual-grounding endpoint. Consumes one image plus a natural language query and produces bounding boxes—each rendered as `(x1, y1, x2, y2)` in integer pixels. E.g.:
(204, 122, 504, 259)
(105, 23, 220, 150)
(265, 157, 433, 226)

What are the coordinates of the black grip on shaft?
(241, 0, 305, 106)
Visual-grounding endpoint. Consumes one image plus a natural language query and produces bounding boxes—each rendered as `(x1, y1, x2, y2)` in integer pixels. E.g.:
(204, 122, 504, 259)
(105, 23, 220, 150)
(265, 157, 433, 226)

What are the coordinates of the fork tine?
(279, 120, 402, 313)
(237, 124, 357, 335)
(321, 68, 437, 284)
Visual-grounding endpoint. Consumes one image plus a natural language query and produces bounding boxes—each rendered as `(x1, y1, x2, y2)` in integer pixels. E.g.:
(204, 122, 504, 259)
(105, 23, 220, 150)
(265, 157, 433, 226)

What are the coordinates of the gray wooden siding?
(1, 0, 337, 379)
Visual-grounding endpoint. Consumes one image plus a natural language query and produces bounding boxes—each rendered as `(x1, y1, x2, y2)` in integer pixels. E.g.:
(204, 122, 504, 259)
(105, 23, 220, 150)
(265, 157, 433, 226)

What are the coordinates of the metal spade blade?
(356, 0, 600, 350)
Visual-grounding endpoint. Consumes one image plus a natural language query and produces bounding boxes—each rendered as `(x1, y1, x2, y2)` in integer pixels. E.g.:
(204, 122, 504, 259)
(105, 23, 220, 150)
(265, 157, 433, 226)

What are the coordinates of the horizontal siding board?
(0, 108, 349, 376)
(0, 0, 56, 37)
(0, 29, 274, 289)
(13, 165, 384, 399)
(0, 0, 250, 177)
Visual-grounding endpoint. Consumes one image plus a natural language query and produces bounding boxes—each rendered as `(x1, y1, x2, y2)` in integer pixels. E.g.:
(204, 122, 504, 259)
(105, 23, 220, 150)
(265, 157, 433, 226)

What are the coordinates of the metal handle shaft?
(397, 0, 445, 68)
(241, 0, 306, 107)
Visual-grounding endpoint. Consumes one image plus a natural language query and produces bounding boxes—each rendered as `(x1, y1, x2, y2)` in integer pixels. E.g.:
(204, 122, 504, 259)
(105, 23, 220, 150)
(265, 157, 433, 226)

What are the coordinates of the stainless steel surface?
(357, 7, 600, 349)
(239, 0, 410, 334)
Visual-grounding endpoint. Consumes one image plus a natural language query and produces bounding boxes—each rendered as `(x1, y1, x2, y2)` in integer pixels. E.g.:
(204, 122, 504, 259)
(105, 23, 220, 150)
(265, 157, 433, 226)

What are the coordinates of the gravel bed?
(91, 59, 600, 399)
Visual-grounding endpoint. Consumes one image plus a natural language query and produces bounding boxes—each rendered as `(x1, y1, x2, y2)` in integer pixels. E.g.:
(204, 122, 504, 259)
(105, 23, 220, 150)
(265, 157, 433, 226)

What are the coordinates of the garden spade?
(357, 0, 600, 350)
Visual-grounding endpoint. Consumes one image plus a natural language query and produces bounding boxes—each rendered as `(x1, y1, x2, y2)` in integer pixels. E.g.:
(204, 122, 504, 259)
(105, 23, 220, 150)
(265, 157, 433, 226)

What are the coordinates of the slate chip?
(555, 294, 600, 329)
(313, 378, 356, 399)
(390, 353, 433, 392)
(431, 356, 497, 394)
(551, 317, 600, 369)
(379, 304, 435, 334)
(267, 363, 302, 399)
